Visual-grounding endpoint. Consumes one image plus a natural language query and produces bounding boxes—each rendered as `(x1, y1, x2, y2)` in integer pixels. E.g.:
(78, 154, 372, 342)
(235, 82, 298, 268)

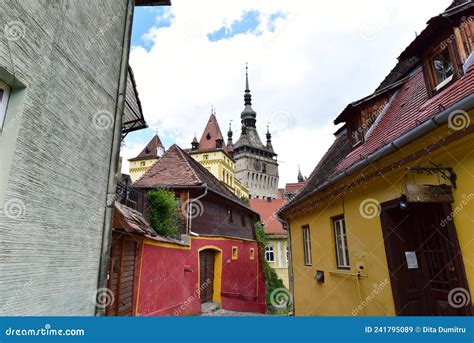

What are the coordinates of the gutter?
(282, 93, 474, 214)
(95, 0, 134, 316)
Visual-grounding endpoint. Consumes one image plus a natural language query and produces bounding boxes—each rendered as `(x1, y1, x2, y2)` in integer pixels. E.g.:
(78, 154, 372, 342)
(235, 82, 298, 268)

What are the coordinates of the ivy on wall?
(146, 188, 181, 238)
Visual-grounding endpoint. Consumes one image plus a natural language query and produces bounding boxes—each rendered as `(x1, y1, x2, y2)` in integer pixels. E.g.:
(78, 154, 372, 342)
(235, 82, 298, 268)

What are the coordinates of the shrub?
(146, 188, 180, 238)
(254, 222, 286, 305)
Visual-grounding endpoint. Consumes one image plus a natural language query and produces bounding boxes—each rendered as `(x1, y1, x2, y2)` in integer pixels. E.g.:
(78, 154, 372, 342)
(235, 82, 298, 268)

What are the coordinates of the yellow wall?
(191, 150, 250, 199)
(266, 237, 289, 288)
(287, 109, 474, 316)
(129, 158, 158, 182)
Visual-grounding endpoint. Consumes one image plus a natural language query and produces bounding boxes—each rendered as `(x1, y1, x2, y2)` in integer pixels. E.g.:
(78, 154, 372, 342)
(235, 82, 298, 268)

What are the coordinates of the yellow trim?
(250, 248, 255, 260)
(232, 246, 238, 260)
(134, 240, 145, 315)
(198, 245, 223, 304)
(192, 235, 256, 243)
(143, 238, 191, 250)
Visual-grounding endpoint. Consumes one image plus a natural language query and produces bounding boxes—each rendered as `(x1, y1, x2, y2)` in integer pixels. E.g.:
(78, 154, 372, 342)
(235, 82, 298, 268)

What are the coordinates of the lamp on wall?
(399, 196, 409, 211)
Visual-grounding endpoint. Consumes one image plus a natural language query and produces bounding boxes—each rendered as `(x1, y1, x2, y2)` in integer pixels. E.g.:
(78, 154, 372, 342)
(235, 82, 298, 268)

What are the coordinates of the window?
(203, 154, 209, 160)
(302, 225, 312, 266)
(333, 217, 350, 269)
(265, 246, 274, 262)
(240, 212, 246, 226)
(232, 246, 238, 260)
(249, 248, 255, 260)
(431, 48, 454, 91)
(140, 161, 145, 166)
(0, 80, 11, 130)
(228, 209, 233, 223)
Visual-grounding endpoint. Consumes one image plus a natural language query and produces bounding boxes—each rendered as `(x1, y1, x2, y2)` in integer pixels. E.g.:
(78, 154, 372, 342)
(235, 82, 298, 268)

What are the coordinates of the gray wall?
(0, 0, 128, 315)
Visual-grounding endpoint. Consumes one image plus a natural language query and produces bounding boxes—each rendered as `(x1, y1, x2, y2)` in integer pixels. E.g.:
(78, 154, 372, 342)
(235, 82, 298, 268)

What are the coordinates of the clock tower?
(231, 64, 279, 199)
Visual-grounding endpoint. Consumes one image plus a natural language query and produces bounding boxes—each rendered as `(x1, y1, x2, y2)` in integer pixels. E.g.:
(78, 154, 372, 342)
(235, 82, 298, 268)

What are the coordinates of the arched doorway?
(198, 247, 222, 305)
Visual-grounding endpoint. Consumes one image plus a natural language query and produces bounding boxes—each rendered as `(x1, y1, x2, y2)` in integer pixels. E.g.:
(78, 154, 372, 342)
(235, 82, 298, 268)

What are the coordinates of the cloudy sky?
(122, 0, 450, 186)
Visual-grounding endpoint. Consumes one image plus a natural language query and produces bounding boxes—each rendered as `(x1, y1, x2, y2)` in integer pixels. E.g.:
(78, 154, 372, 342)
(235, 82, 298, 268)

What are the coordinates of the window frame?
(302, 225, 312, 266)
(232, 246, 238, 260)
(332, 216, 350, 270)
(0, 80, 11, 131)
(249, 248, 255, 260)
(265, 245, 274, 262)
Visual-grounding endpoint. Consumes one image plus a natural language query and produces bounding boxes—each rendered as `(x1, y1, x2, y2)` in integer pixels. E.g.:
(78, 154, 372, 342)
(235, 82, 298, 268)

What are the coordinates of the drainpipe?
(188, 183, 208, 236)
(95, 0, 134, 316)
(277, 217, 295, 315)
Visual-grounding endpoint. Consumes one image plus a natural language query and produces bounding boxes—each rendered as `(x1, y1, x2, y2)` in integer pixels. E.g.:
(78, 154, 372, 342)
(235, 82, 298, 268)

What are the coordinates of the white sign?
(405, 251, 418, 269)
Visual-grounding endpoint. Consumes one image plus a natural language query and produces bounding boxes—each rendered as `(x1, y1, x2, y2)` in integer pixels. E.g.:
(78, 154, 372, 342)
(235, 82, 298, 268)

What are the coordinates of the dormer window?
(206, 132, 211, 140)
(431, 48, 454, 91)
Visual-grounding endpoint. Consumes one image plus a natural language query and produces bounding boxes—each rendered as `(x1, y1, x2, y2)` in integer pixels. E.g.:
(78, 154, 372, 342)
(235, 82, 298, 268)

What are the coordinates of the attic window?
(432, 48, 454, 90)
(206, 132, 211, 140)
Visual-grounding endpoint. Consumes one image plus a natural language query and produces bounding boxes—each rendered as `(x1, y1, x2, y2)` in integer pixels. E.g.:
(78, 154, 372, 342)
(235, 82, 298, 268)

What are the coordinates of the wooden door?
(381, 201, 471, 316)
(199, 250, 215, 304)
(106, 234, 137, 316)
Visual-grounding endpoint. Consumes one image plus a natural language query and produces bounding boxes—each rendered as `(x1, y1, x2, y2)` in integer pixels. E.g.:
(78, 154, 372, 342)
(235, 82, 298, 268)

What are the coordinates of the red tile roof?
(196, 114, 228, 152)
(134, 144, 254, 212)
(129, 134, 165, 161)
(250, 199, 287, 236)
(282, 64, 473, 213)
(284, 182, 305, 196)
(336, 65, 474, 172)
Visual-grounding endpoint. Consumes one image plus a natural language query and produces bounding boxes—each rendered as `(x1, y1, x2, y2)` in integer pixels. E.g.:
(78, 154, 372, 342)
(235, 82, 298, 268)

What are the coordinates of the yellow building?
(128, 134, 165, 182)
(280, 3, 474, 316)
(190, 112, 250, 199)
(250, 198, 289, 288)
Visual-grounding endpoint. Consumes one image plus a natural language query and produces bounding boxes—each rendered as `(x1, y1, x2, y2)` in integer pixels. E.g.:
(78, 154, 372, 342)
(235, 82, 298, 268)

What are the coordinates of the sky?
(122, 0, 450, 187)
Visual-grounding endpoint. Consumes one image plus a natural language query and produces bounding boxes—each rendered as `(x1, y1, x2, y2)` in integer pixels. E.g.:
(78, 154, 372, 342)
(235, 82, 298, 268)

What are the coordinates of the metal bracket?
(405, 162, 457, 188)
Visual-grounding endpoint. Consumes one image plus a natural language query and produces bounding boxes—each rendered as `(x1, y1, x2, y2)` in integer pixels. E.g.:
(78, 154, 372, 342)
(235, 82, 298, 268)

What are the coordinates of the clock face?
(253, 160, 262, 171)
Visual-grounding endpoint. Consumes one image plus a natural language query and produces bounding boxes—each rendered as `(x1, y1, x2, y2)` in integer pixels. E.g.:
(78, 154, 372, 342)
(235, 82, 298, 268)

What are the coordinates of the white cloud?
(124, 0, 450, 186)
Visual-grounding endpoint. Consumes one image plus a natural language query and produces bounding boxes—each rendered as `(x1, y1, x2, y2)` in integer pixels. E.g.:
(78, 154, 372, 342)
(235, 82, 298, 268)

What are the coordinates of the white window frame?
(0, 80, 11, 131)
(265, 245, 274, 262)
(333, 217, 350, 269)
(302, 225, 312, 266)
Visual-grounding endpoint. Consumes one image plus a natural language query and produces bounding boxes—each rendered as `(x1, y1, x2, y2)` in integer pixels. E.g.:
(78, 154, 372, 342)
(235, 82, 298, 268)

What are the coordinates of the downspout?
(188, 183, 208, 236)
(277, 217, 295, 315)
(95, 0, 134, 316)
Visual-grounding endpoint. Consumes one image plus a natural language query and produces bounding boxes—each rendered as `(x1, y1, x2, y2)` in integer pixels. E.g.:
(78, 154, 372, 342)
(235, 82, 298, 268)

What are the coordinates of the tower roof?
(241, 63, 257, 122)
(129, 134, 165, 161)
(195, 113, 228, 152)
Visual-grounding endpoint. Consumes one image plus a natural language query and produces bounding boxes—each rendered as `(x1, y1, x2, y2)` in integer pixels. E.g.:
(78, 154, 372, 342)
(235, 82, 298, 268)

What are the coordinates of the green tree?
(146, 188, 180, 238)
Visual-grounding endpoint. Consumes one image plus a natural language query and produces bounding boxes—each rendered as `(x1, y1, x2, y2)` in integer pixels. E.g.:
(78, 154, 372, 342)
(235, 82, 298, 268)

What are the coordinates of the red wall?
(133, 237, 266, 316)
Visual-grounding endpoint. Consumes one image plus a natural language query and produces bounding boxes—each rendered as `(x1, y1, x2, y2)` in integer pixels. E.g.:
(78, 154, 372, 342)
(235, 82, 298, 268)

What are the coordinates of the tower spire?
(298, 165, 304, 183)
(241, 63, 257, 127)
